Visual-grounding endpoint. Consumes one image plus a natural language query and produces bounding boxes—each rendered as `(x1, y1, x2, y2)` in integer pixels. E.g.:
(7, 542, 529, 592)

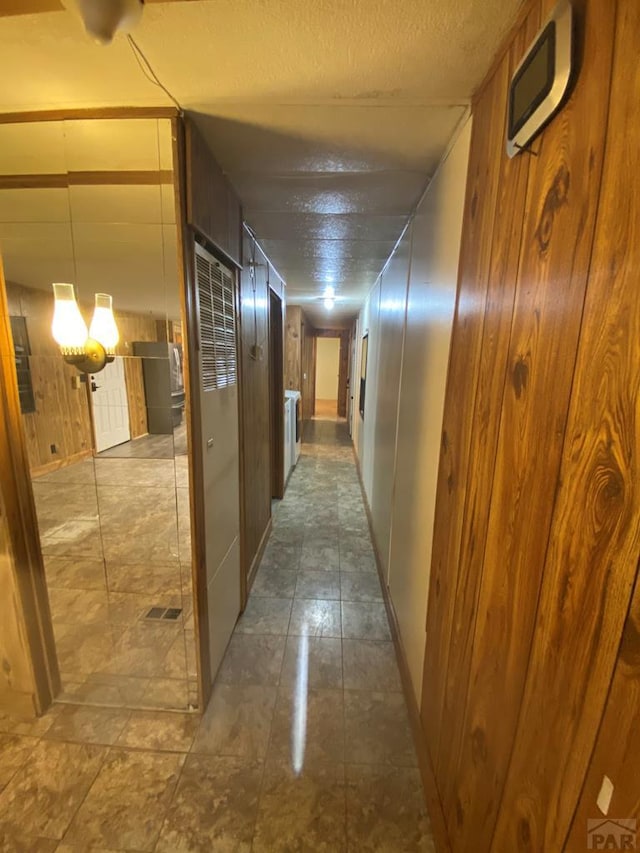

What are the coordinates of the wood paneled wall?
(421, 1, 640, 851)
(284, 305, 317, 424)
(300, 314, 316, 421)
(6, 282, 161, 473)
(184, 118, 242, 267)
(238, 230, 274, 582)
(284, 305, 302, 392)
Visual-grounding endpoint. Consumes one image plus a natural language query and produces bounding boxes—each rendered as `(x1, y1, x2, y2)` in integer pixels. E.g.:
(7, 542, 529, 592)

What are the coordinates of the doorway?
(269, 289, 284, 498)
(315, 336, 340, 418)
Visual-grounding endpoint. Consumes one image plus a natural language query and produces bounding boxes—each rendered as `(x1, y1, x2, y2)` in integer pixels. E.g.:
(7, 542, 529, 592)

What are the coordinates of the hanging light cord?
(126, 33, 182, 113)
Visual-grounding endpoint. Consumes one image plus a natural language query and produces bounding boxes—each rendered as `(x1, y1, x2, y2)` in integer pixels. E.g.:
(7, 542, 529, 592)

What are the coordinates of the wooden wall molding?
(0, 106, 178, 124)
(420, 0, 640, 850)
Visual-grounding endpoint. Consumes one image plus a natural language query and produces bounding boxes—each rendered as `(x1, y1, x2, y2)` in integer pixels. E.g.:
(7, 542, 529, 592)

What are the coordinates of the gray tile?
(260, 541, 301, 571)
(289, 599, 342, 638)
(252, 567, 298, 598)
(300, 543, 340, 572)
(63, 748, 183, 851)
(296, 570, 341, 600)
(0, 739, 105, 840)
(252, 759, 346, 852)
(44, 705, 130, 746)
(0, 735, 37, 792)
(344, 692, 417, 767)
(217, 634, 286, 686)
(339, 548, 377, 573)
(341, 601, 391, 641)
(116, 711, 199, 752)
(235, 597, 292, 635)
(342, 640, 401, 691)
(280, 636, 343, 690)
(346, 764, 435, 852)
(156, 754, 262, 852)
(0, 831, 58, 852)
(191, 683, 277, 759)
(268, 688, 345, 764)
(340, 573, 383, 602)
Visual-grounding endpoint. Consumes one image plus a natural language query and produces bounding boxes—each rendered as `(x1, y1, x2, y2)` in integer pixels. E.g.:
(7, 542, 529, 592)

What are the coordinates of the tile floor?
(31, 454, 196, 711)
(0, 417, 434, 851)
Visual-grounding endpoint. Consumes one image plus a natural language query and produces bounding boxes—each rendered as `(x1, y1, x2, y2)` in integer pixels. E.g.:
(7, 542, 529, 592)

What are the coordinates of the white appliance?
(285, 389, 302, 466)
(284, 396, 293, 485)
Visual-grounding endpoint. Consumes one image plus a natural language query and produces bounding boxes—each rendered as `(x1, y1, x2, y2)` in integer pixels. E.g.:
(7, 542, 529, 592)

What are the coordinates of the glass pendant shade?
(89, 292, 119, 351)
(324, 298, 335, 310)
(51, 283, 89, 351)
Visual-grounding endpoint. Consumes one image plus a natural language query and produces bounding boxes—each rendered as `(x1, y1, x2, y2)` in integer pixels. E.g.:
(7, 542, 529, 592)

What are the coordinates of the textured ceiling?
(0, 0, 523, 326)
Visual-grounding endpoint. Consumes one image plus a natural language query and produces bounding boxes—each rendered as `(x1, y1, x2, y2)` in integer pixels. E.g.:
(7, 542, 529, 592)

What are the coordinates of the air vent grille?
(195, 250, 237, 391)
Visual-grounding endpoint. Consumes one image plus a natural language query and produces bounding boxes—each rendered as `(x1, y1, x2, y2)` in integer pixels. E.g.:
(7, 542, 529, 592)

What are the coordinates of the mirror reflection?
(0, 117, 197, 711)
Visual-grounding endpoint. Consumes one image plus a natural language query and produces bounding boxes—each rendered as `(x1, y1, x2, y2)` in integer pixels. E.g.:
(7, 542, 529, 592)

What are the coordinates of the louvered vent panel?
(195, 249, 237, 391)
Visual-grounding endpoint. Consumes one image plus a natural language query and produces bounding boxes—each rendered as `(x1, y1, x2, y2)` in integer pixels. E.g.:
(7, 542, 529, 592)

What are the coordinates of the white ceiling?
(0, 0, 523, 327)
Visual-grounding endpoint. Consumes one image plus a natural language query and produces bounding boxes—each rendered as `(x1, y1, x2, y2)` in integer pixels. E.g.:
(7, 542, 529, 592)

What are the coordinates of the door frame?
(269, 289, 285, 499)
(0, 257, 60, 715)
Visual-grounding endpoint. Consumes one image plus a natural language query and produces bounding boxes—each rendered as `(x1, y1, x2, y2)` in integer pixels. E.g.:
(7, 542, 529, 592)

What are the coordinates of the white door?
(194, 242, 241, 684)
(91, 356, 130, 452)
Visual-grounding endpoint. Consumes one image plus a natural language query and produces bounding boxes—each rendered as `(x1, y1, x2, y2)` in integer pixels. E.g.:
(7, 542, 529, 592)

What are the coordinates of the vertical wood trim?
(173, 115, 212, 710)
(0, 257, 60, 714)
(435, 2, 539, 810)
(270, 290, 285, 499)
(492, 1, 640, 846)
(445, 1, 616, 848)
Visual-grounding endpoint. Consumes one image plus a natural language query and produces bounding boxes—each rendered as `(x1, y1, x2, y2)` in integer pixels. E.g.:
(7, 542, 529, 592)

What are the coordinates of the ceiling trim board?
(0, 107, 178, 124)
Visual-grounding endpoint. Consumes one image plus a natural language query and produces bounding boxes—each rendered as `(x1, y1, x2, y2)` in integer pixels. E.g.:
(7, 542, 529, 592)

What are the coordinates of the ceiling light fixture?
(62, 0, 143, 45)
(324, 298, 335, 311)
(51, 284, 119, 374)
(323, 285, 335, 299)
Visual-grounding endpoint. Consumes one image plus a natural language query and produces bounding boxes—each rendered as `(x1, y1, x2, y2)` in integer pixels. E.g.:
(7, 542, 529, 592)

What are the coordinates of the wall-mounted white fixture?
(51, 284, 119, 374)
(62, 0, 143, 45)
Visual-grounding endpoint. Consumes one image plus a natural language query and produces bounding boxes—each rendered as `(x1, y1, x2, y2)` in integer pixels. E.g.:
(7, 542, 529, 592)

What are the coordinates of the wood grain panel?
(301, 317, 316, 422)
(492, 3, 639, 846)
(566, 574, 640, 848)
(446, 1, 615, 849)
(435, 5, 539, 808)
(238, 231, 272, 583)
(0, 258, 59, 715)
(284, 305, 302, 392)
(185, 118, 242, 267)
(420, 57, 509, 768)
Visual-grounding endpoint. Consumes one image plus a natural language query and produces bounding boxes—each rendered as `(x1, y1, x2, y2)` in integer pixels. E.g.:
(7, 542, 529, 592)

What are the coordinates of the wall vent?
(195, 246, 237, 392)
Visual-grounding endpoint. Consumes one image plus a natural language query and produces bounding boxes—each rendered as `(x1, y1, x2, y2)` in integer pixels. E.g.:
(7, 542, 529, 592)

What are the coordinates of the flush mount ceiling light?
(322, 286, 336, 310)
(51, 284, 119, 374)
(62, 0, 143, 44)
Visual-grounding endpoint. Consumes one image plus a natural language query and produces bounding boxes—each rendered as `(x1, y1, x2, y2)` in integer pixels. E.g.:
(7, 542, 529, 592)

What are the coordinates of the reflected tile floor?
(0, 418, 434, 851)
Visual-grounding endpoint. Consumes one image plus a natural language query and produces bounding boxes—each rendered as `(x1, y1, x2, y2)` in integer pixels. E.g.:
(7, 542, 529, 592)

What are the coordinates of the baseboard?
(31, 448, 93, 479)
(0, 687, 37, 718)
(353, 450, 452, 853)
(246, 517, 273, 597)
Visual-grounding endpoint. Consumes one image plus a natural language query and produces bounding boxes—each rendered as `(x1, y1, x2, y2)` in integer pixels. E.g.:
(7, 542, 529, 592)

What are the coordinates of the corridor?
(0, 419, 433, 852)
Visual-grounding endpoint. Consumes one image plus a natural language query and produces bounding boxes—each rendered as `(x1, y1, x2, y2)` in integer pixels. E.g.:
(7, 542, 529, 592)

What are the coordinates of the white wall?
(353, 115, 472, 704)
(315, 337, 340, 400)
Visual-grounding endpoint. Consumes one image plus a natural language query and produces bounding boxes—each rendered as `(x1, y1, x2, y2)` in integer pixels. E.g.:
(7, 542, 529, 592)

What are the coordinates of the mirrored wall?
(0, 116, 198, 711)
